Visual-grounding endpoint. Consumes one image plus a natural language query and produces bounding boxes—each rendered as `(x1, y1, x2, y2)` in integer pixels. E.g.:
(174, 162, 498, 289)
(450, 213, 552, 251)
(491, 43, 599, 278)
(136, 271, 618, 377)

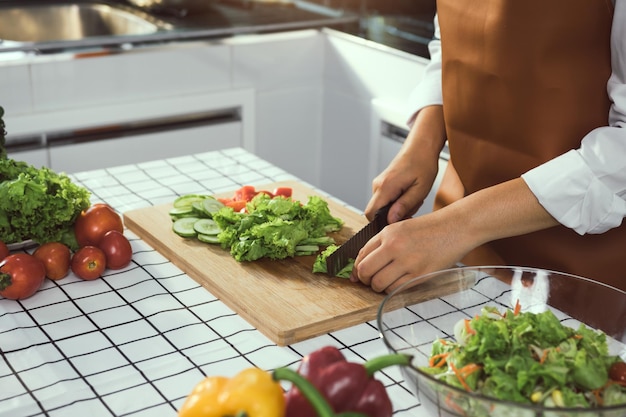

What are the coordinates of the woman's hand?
(352, 178, 560, 293)
(350, 208, 467, 293)
(365, 105, 447, 224)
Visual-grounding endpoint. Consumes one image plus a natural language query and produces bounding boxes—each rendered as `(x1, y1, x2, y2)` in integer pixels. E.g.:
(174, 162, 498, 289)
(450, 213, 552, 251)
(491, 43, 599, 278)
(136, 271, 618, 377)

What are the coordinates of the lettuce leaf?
(0, 159, 91, 246)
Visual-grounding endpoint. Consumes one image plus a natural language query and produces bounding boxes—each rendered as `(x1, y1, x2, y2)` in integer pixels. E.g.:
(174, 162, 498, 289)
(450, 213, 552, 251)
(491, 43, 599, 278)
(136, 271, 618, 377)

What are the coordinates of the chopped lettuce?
(211, 193, 343, 262)
(421, 306, 626, 409)
(312, 244, 354, 278)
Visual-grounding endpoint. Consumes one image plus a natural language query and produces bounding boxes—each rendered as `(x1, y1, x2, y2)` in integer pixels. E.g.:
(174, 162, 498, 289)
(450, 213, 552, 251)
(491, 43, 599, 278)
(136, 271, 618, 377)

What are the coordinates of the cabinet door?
(7, 148, 49, 168)
(49, 122, 242, 173)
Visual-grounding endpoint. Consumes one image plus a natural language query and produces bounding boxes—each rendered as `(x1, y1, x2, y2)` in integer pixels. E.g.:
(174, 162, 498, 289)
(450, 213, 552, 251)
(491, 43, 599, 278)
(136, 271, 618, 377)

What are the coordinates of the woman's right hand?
(365, 105, 447, 223)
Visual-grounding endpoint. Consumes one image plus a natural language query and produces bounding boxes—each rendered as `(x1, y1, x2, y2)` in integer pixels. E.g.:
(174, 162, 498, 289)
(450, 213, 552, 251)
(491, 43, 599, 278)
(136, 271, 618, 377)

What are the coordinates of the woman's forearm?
(444, 177, 560, 250)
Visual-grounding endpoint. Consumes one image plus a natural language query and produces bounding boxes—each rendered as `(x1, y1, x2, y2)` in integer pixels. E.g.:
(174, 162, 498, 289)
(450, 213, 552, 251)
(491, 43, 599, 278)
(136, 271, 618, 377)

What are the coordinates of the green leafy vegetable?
(0, 106, 7, 160)
(211, 193, 343, 262)
(0, 158, 91, 246)
(421, 306, 626, 410)
(312, 244, 354, 278)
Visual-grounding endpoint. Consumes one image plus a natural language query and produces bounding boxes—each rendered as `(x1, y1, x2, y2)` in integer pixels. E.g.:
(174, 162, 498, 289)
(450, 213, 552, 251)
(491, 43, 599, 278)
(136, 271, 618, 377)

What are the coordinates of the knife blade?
(326, 202, 392, 276)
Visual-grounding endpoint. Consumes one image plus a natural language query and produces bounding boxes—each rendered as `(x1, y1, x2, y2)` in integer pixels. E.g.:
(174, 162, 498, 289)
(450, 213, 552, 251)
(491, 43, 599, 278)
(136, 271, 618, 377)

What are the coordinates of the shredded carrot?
(539, 349, 549, 364)
(450, 361, 472, 391)
(429, 353, 449, 368)
(592, 387, 604, 406)
(513, 299, 522, 316)
(458, 363, 482, 378)
(573, 334, 583, 339)
(464, 319, 476, 335)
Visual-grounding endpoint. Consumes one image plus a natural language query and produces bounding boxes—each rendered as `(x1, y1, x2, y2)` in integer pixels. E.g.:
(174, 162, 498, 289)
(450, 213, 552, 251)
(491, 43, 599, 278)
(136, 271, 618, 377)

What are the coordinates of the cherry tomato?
(0, 253, 46, 300)
(71, 246, 106, 280)
(74, 203, 124, 247)
(609, 361, 626, 383)
(98, 230, 132, 270)
(272, 187, 293, 198)
(33, 242, 72, 281)
(0, 241, 9, 261)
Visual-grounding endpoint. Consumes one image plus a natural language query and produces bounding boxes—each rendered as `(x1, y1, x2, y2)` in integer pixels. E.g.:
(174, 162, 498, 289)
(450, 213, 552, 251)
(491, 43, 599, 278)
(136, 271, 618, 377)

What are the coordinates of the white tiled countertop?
(1, 147, 429, 417)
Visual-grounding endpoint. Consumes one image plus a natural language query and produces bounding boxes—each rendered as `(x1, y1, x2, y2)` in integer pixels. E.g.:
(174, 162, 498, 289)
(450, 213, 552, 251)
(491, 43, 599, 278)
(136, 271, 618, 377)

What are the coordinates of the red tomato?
(225, 200, 247, 212)
(98, 230, 132, 270)
(609, 361, 626, 383)
(217, 197, 232, 205)
(233, 185, 257, 202)
(74, 203, 124, 247)
(272, 187, 293, 198)
(0, 253, 46, 300)
(0, 241, 9, 261)
(71, 246, 106, 280)
(33, 242, 71, 280)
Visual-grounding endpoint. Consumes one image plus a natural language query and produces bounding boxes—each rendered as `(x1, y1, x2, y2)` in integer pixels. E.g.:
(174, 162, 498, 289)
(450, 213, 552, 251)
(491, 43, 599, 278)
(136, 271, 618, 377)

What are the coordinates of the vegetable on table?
(177, 367, 286, 417)
(98, 230, 132, 270)
(281, 346, 411, 417)
(74, 203, 124, 247)
(0, 158, 91, 247)
(71, 246, 106, 280)
(0, 253, 46, 300)
(33, 241, 71, 280)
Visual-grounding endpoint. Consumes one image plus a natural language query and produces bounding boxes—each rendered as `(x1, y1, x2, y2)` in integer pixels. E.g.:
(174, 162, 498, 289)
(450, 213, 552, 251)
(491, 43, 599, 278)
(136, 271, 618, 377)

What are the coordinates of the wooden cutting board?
(123, 180, 436, 345)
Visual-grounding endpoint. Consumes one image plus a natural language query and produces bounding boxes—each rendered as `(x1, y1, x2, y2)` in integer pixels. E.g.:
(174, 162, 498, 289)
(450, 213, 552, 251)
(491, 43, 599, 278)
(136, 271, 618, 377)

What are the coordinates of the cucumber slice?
(197, 233, 220, 244)
(173, 194, 207, 209)
(173, 217, 200, 237)
(202, 197, 225, 216)
(191, 200, 210, 217)
(169, 206, 194, 220)
(193, 219, 221, 236)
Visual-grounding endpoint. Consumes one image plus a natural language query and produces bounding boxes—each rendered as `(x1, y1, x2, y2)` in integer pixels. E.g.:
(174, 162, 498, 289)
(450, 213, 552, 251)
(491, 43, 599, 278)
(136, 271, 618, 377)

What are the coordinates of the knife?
(326, 202, 393, 277)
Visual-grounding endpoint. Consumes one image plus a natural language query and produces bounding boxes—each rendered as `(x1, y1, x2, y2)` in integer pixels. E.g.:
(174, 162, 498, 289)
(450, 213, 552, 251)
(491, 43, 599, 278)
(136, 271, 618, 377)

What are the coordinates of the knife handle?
(373, 202, 393, 230)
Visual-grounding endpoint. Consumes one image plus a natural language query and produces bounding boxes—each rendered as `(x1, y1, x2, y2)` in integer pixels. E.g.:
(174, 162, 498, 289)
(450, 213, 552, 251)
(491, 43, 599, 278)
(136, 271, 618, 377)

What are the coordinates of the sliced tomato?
(233, 185, 257, 202)
(225, 200, 247, 212)
(272, 187, 293, 198)
(217, 197, 233, 205)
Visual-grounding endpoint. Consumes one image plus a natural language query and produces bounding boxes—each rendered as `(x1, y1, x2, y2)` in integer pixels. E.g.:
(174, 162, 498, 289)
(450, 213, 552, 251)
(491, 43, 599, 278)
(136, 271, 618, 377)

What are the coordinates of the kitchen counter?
(0, 147, 426, 417)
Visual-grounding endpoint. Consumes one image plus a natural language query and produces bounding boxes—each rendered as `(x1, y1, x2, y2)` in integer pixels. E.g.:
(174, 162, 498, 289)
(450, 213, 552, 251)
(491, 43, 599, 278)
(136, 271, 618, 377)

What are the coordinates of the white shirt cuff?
(522, 150, 626, 234)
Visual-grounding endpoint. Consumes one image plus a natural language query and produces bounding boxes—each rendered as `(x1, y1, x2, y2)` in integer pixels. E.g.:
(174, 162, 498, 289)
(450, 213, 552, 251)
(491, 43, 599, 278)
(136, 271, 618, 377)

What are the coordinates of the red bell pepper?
(280, 346, 411, 417)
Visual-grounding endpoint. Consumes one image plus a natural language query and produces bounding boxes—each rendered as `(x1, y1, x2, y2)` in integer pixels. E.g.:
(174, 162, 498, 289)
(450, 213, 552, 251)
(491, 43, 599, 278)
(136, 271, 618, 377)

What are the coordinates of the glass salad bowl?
(377, 266, 626, 417)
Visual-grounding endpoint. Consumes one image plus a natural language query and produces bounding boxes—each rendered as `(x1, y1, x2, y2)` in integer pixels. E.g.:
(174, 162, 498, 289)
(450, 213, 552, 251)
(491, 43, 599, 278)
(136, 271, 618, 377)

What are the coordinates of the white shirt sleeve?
(406, 14, 443, 125)
(522, 0, 626, 235)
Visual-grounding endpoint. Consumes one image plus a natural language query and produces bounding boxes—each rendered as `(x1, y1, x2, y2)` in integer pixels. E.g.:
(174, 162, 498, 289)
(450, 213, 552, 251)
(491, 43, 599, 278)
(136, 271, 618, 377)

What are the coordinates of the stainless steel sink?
(0, 2, 169, 43)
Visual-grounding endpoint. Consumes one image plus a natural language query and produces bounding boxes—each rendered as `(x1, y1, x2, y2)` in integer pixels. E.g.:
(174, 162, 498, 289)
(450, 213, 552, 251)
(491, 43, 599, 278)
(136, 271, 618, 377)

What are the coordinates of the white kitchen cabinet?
(319, 88, 373, 210)
(229, 30, 325, 186)
(29, 42, 232, 113)
(48, 121, 242, 173)
(6, 148, 49, 168)
(254, 86, 323, 186)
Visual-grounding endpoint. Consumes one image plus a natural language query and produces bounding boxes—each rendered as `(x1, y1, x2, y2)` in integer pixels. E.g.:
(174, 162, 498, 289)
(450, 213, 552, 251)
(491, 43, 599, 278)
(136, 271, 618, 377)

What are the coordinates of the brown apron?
(435, 0, 626, 292)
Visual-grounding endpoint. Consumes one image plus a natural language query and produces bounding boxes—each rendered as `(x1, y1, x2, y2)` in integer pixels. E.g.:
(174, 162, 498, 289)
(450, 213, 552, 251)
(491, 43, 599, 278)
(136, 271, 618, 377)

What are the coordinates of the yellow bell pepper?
(178, 367, 285, 417)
